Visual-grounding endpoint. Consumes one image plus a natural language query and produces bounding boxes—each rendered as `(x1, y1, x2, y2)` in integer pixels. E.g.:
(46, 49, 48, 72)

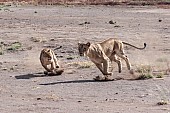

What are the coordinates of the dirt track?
(0, 5, 170, 113)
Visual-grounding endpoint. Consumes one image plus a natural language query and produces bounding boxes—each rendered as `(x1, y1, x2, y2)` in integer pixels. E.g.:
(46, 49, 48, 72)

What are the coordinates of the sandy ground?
(0, 5, 170, 113)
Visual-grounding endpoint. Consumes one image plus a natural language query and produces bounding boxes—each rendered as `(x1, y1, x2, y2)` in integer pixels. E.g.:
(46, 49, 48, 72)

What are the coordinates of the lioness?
(40, 48, 60, 74)
(78, 38, 146, 77)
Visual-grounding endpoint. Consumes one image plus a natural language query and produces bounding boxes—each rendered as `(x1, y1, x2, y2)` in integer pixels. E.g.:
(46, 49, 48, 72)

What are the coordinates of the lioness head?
(78, 42, 91, 56)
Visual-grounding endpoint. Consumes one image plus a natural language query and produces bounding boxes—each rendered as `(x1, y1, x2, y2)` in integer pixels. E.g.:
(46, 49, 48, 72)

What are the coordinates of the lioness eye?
(84, 48, 86, 51)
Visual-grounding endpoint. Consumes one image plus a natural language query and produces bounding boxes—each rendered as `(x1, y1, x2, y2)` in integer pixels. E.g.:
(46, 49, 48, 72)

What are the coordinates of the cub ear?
(78, 42, 80, 46)
(47, 49, 51, 52)
(86, 42, 90, 47)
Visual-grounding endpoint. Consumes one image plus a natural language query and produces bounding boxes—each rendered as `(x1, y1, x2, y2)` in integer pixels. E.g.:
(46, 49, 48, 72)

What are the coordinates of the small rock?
(27, 46, 33, 50)
(109, 20, 116, 24)
(159, 19, 162, 22)
(10, 67, 14, 70)
(79, 21, 90, 25)
(50, 38, 55, 41)
(37, 97, 42, 100)
(84, 22, 90, 24)
(114, 25, 121, 28)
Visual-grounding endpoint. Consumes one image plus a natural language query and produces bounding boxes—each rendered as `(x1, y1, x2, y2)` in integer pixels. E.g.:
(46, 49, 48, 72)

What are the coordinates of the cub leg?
(54, 57, 60, 68)
(42, 64, 52, 72)
(52, 51, 60, 68)
(50, 62, 56, 73)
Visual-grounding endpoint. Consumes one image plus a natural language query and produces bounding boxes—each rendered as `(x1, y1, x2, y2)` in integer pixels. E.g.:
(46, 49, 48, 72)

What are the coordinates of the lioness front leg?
(103, 59, 112, 76)
(95, 63, 104, 74)
(95, 63, 111, 80)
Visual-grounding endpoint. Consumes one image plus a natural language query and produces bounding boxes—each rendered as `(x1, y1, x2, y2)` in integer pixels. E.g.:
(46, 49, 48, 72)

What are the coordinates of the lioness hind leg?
(117, 53, 131, 70)
(109, 55, 122, 73)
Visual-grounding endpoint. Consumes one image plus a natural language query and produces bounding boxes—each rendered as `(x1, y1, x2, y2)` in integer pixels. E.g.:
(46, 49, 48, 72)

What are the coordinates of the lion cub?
(78, 38, 146, 79)
(40, 48, 63, 75)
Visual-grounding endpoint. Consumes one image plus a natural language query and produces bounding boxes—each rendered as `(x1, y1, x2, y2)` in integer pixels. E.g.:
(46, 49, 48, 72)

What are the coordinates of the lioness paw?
(93, 76, 114, 81)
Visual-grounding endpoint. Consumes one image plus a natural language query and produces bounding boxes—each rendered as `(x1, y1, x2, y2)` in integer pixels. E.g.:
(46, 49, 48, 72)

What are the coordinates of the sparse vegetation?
(134, 64, 166, 80)
(136, 73, 153, 80)
(0, 5, 13, 12)
(0, 41, 23, 54)
(136, 64, 152, 74)
(7, 42, 22, 51)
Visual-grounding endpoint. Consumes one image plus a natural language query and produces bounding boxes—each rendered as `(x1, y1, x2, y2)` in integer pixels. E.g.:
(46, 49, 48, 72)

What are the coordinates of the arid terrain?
(0, 4, 170, 113)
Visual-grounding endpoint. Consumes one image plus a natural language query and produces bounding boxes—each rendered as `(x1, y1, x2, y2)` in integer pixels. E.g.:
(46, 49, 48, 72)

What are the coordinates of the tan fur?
(40, 48, 60, 73)
(78, 38, 146, 77)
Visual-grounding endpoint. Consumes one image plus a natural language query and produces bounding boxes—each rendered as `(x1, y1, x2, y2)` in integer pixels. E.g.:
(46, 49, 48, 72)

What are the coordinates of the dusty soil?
(0, 5, 170, 113)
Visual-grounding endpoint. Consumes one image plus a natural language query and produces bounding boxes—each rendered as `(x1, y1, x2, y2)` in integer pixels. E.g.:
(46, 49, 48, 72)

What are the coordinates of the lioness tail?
(122, 42, 146, 50)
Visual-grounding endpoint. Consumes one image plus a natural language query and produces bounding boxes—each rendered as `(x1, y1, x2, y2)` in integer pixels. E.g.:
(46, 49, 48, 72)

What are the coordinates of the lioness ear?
(86, 42, 90, 47)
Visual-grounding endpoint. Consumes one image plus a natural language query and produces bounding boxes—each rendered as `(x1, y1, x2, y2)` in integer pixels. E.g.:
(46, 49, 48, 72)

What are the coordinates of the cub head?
(42, 48, 53, 61)
(78, 42, 91, 56)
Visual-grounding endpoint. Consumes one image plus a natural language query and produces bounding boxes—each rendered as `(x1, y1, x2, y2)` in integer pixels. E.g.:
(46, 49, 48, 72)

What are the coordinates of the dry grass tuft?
(7, 42, 22, 51)
(0, 41, 23, 54)
(136, 73, 153, 80)
(133, 64, 167, 80)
